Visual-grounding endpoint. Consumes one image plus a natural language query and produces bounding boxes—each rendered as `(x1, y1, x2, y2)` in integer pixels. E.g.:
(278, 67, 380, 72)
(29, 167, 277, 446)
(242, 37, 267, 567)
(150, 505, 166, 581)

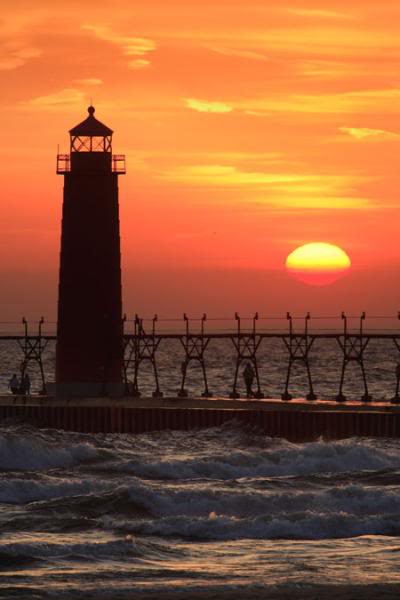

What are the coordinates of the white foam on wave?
(109, 510, 400, 541)
(124, 479, 400, 520)
(0, 476, 111, 504)
(120, 437, 400, 480)
(0, 433, 98, 471)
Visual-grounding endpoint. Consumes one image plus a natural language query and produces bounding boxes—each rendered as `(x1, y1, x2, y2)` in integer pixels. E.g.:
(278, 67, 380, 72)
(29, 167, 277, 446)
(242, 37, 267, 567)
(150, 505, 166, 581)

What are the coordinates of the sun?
(286, 242, 351, 286)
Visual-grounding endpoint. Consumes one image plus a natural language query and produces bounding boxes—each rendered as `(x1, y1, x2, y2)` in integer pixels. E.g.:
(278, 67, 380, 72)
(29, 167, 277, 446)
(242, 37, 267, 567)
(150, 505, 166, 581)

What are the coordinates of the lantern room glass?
(70, 135, 112, 153)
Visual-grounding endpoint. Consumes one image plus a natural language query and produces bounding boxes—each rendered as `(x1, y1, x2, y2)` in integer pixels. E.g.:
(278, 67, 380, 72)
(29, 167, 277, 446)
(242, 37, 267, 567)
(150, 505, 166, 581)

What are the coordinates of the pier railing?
(1, 313, 399, 401)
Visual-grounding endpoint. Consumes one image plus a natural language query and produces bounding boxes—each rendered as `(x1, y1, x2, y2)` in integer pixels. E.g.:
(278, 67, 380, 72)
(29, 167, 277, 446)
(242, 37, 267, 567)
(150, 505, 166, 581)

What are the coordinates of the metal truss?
(123, 315, 163, 397)
(178, 314, 212, 398)
(281, 313, 316, 401)
(229, 313, 264, 399)
(17, 318, 48, 394)
(336, 312, 371, 402)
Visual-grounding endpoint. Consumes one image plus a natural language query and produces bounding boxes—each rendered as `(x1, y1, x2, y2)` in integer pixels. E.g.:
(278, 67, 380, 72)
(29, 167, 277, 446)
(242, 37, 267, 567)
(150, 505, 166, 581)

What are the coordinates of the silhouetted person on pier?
(396, 363, 400, 398)
(8, 374, 19, 395)
(181, 361, 187, 378)
(22, 373, 31, 396)
(243, 363, 255, 398)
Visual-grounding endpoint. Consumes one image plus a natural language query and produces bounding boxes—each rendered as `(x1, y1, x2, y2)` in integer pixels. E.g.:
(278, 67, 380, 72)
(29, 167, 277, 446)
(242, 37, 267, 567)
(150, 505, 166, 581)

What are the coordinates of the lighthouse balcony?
(112, 155, 126, 173)
(56, 154, 126, 174)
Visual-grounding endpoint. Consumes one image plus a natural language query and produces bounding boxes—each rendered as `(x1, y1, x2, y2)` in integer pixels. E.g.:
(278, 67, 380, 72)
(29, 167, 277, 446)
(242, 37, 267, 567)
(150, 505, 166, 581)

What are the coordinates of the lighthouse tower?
(56, 106, 125, 397)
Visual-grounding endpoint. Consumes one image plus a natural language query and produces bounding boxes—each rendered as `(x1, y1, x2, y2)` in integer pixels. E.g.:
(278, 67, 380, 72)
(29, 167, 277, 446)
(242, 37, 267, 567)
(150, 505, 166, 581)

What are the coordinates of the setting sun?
(286, 242, 351, 286)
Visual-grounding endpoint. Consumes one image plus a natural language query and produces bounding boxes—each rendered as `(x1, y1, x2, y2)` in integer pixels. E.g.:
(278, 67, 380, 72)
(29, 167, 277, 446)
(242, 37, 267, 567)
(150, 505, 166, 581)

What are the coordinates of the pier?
(1, 313, 400, 440)
(1, 312, 399, 402)
(1, 395, 400, 442)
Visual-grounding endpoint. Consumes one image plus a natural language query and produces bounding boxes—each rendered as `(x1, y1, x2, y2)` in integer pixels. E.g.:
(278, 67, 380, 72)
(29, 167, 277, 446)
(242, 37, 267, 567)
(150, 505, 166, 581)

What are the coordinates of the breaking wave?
(103, 436, 400, 480)
(109, 511, 400, 541)
(0, 430, 100, 471)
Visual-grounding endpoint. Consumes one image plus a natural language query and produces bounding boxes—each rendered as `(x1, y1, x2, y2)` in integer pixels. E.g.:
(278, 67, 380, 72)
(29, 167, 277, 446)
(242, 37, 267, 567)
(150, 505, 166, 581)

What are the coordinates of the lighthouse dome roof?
(69, 106, 113, 136)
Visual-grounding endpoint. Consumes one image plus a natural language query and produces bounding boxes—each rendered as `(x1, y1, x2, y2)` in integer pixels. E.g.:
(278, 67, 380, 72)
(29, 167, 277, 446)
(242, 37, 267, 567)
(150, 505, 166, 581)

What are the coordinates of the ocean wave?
(108, 437, 400, 480)
(0, 535, 182, 564)
(5, 474, 400, 521)
(0, 476, 111, 504)
(0, 432, 99, 471)
(107, 511, 400, 541)
(0, 537, 142, 563)
(121, 479, 400, 520)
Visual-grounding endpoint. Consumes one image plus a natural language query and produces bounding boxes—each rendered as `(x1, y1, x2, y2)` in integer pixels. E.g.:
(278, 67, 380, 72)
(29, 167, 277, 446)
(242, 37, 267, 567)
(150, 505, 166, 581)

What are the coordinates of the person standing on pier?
(22, 373, 31, 396)
(396, 363, 400, 399)
(243, 363, 255, 398)
(8, 374, 19, 395)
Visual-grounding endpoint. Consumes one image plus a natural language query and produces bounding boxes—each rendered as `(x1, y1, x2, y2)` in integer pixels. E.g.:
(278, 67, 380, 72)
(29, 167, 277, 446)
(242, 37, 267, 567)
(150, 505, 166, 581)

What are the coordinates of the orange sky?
(1, 0, 399, 321)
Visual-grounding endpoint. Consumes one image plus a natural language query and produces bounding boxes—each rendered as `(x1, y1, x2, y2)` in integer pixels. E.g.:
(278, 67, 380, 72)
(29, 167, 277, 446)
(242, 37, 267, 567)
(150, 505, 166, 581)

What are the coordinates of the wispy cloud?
(129, 58, 151, 70)
(244, 110, 271, 117)
(162, 165, 313, 186)
(284, 8, 354, 20)
(0, 41, 41, 71)
(167, 24, 396, 59)
(264, 196, 371, 210)
(184, 88, 400, 118)
(240, 88, 400, 115)
(183, 98, 234, 113)
(159, 164, 370, 210)
(82, 24, 155, 68)
(207, 45, 270, 62)
(296, 59, 365, 79)
(23, 88, 86, 108)
(339, 126, 399, 140)
(162, 164, 356, 187)
(75, 78, 103, 85)
(125, 150, 286, 172)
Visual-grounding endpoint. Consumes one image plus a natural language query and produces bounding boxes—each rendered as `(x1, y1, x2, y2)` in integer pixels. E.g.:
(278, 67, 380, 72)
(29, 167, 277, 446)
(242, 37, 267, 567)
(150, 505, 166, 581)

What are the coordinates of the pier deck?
(1, 394, 400, 412)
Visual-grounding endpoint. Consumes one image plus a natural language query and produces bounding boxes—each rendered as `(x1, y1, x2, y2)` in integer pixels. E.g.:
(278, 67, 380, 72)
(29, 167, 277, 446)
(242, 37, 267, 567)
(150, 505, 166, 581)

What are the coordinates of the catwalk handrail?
(0, 312, 399, 339)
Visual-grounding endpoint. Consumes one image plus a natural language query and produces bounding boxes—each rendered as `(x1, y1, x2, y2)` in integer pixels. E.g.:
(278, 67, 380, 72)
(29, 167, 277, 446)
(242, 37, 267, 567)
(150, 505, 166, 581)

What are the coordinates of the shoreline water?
(3, 584, 400, 600)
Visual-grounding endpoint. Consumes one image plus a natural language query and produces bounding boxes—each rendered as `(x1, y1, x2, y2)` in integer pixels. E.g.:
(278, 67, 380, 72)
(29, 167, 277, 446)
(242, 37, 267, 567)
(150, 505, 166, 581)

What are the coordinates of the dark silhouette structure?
(2, 313, 400, 404)
(56, 106, 126, 397)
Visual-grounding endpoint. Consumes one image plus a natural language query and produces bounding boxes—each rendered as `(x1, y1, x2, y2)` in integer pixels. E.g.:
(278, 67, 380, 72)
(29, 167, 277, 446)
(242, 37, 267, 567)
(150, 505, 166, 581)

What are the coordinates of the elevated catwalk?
(1, 396, 400, 442)
(4, 313, 400, 403)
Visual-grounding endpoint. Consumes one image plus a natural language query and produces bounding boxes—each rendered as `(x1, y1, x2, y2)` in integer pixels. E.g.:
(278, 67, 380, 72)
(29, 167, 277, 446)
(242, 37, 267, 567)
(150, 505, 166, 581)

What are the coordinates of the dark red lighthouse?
(56, 106, 125, 397)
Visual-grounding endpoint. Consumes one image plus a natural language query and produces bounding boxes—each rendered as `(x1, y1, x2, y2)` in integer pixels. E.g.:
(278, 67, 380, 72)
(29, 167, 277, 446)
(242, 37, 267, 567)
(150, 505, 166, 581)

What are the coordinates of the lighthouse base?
(55, 381, 124, 399)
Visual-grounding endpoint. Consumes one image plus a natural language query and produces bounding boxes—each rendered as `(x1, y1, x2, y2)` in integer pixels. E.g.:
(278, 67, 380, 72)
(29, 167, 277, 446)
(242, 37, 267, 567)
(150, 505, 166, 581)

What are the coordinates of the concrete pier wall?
(1, 400, 399, 441)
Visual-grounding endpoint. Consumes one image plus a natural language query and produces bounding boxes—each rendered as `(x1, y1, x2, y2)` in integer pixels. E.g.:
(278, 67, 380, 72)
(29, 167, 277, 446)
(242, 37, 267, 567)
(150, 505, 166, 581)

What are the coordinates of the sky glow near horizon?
(0, 0, 399, 318)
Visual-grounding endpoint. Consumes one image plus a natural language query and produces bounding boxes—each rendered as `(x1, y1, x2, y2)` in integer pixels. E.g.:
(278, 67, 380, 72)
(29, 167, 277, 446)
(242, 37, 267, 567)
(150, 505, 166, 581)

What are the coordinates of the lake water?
(1, 423, 400, 599)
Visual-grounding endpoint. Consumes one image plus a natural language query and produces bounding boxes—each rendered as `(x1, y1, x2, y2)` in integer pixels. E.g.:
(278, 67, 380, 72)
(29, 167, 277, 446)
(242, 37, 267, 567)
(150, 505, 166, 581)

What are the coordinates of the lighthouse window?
(70, 135, 112, 153)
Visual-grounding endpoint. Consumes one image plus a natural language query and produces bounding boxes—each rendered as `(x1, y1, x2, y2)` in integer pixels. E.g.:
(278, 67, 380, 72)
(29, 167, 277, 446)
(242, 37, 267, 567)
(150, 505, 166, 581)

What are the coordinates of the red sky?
(0, 1, 399, 323)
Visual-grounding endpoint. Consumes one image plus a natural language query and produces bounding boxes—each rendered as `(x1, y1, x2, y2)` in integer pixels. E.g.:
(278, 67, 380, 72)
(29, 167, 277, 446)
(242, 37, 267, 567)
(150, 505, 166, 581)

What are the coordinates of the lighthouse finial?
(88, 105, 95, 116)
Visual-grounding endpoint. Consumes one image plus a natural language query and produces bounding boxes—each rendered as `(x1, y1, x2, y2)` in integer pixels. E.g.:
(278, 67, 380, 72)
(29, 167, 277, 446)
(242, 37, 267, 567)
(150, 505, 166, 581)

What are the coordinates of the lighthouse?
(56, 106, 125, 397)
